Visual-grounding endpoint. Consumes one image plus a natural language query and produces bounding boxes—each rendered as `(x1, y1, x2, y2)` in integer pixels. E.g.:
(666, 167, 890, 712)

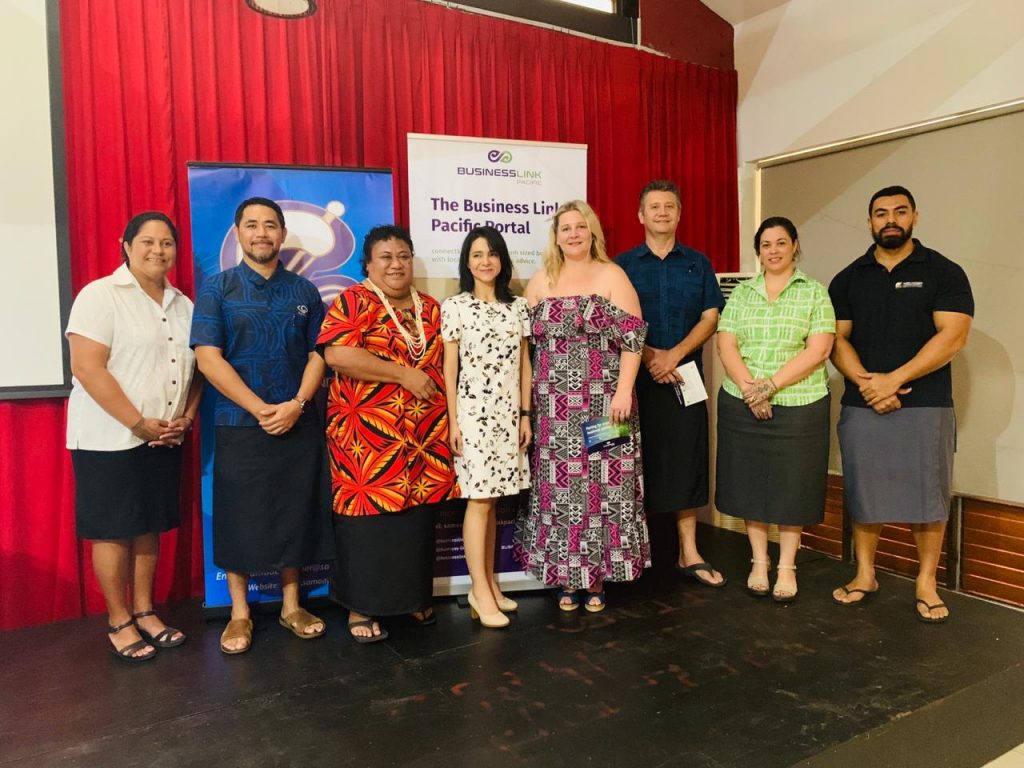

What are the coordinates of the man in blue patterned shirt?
(617, 181, 727, 587)
(191, 197, 331, 654)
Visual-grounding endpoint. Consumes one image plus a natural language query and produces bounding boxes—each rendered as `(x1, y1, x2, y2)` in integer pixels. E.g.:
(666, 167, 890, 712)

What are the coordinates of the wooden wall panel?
(963, 500, 1024, 607)
(874, 524, 949, 583)
(802, 474, 843, 558)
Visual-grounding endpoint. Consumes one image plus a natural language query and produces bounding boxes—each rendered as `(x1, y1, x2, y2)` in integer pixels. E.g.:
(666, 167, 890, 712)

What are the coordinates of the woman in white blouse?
(442, 226, 532, 629)
(66, 212, 202, 663)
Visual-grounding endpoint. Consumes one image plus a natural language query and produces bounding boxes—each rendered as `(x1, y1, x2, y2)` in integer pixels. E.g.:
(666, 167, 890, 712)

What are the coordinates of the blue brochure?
(582, 416, 631, 454)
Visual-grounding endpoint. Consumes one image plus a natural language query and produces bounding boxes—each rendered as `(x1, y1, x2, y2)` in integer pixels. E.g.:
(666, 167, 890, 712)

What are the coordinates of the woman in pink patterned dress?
(515, 200, 650, 612)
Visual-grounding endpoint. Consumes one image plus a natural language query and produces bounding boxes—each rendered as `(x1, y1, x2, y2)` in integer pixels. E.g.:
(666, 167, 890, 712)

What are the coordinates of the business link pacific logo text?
(457, 148, 542, 183)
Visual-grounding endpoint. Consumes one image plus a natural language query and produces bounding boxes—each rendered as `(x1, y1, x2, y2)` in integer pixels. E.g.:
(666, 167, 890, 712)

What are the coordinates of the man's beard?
(244, 247, 280, 264)
(873, 224, 913, 249)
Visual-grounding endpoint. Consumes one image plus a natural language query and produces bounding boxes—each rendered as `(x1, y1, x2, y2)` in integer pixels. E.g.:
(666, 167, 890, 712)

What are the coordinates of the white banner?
(407, 134, 587, 280)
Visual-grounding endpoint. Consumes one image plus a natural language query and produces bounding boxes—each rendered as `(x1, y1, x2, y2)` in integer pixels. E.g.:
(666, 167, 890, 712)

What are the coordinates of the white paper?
(674, 361, 709, 406)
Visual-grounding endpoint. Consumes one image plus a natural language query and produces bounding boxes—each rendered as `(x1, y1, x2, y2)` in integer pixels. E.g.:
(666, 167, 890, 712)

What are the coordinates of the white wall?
(0, 0, 66, 392)
(733, 0, 1024, 268)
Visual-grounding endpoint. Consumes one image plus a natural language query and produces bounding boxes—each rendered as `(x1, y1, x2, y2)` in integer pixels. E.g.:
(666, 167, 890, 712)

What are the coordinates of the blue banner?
(187, 163, 394, 610)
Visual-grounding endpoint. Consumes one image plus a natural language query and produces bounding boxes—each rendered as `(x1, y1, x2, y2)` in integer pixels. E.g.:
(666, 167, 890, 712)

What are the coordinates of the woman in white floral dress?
(442, 226, 532, 629)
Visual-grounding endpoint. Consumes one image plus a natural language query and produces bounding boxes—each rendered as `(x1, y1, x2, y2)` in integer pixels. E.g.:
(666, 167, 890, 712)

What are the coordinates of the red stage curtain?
(0, 0, 737, 630)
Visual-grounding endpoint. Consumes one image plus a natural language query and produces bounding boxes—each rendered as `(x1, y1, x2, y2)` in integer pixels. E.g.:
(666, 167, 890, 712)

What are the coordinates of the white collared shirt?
(65, 264, 195, 450)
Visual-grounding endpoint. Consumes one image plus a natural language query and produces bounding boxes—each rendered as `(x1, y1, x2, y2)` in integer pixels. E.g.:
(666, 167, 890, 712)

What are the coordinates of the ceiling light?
(245, 0, 317, 19)
(558, 0, 614, 12)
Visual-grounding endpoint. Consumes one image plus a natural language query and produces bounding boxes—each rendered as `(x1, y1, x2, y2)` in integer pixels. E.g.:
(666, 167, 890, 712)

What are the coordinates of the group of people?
(65, 182, 973, 662)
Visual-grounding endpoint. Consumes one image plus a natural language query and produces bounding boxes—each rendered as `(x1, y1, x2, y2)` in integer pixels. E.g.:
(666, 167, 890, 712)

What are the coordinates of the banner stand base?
(433, 573, 548, 597)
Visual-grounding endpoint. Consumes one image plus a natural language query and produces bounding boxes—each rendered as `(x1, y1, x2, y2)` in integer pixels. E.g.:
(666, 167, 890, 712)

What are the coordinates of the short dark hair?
(868, 186, 916, 215)
(234, 196, 285, 228)
(753, 216, 799, 252)
(639, 180, 681, 209)
(361, 224, 414, 276)
(121, 211, 177, 265)
(458, 226, 515, 304)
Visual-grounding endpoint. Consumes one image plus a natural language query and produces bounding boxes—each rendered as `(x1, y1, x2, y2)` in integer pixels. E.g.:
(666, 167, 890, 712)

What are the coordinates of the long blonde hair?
(542, 200, 610, 287)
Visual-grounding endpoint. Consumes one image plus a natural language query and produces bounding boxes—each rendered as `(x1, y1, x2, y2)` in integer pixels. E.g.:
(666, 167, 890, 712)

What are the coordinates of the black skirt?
(331, 504, 437, 616)
(71, 444, 182, 540)
(715, 389, 830, 526)
(213, 417, 333, 573)
(635, 367, 710, 513)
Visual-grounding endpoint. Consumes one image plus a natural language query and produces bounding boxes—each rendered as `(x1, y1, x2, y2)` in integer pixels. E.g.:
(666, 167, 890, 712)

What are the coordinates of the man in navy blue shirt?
(192, 197, 331, 653)
(617, 181, 727, 587)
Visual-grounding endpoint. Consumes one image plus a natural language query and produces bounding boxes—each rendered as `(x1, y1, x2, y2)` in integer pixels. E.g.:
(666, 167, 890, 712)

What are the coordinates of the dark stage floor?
(2, 522, 1023, 768)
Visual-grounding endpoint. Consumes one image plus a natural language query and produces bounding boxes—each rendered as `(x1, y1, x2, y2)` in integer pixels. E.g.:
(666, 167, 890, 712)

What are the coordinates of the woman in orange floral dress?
(318, 225, 457, 643)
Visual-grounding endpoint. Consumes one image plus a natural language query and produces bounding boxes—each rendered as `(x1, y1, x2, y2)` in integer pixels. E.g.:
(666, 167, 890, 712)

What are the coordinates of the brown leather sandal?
(278, 607, 325, 640)
(220, 618, 253, 655)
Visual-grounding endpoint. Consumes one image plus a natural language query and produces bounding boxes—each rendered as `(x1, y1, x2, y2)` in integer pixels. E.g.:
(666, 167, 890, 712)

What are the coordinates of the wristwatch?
(520, 409, 532, 417)
(292, 396, 308, 412)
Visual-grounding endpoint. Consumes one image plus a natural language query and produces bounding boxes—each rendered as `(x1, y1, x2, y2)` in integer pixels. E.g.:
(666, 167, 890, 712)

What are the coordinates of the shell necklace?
(364, 279, 426, 360)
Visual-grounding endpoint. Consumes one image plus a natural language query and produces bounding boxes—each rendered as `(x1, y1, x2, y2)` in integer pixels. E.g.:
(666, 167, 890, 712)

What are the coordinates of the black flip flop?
(411, 608, 436, 626)
(915, 598, 949, 624)
(348, 619, 389, 644)
(832, 585, 879, 606)
(676, 562, 728, 588)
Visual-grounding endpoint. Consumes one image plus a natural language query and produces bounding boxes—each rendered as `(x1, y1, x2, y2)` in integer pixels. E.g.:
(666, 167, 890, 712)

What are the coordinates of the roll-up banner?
(187, 163, 394, 612)
(407, 134, 588, 280)
(408, 135, 587, 595)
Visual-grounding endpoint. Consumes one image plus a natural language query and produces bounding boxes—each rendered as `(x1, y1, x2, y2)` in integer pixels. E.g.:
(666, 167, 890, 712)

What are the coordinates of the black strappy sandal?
(108, 618, 157, 663)
(133, 610, 186, 648)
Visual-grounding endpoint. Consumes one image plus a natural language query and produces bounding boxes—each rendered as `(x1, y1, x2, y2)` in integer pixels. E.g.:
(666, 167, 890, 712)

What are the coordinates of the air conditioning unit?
(701, 272, 760, 535)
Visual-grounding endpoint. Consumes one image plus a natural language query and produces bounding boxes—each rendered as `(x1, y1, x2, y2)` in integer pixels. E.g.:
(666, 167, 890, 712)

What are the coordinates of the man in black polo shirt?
(828, 186, 973, 623)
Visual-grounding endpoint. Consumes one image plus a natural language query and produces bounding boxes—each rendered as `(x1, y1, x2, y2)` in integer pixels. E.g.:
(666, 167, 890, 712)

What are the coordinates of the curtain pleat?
(0, 0, 737, 629)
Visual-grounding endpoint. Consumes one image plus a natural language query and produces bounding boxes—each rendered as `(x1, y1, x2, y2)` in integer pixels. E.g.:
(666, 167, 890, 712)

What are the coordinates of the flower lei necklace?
(364, 279, 426, 360)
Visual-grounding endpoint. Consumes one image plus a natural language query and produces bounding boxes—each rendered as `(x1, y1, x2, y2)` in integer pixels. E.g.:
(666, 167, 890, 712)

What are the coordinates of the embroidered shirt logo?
(297, 304, 309, 315)
(895, 281, 924, 289)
